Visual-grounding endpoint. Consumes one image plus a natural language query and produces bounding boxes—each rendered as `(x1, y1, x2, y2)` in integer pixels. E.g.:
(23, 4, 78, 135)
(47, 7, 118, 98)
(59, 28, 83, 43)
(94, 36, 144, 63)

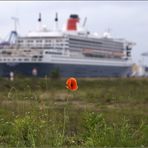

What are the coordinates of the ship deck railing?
(0, 57, 43, 63)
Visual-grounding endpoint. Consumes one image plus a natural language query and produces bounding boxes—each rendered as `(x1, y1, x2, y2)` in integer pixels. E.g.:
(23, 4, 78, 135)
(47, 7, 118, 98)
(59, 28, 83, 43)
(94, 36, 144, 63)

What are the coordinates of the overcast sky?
(0, 1, 148, 65)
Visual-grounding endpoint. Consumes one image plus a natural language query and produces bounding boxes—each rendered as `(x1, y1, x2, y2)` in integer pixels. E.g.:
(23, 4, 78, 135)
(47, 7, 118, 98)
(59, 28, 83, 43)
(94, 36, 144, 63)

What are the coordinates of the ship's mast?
(38, 12, 42, 31)
(55, 12, 59, 31)
(83, 17, 87, 27)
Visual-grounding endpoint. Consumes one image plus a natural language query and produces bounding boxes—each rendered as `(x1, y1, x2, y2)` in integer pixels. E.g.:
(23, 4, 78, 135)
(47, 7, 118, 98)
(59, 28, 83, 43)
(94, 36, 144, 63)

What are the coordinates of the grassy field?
(0, 77, 147, 147)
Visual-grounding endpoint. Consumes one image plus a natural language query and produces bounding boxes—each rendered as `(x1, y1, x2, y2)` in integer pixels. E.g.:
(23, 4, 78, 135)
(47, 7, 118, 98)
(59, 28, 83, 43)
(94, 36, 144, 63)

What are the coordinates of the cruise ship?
(0, 13, 135, 77)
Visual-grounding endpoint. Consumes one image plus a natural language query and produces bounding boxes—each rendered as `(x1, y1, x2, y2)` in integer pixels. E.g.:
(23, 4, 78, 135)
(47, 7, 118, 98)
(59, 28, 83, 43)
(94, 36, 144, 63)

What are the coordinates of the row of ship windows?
(19, 43, 123, 51)
(18, 39, 123, 49)
(0, 58, 42, 62)
(98, 39, 122, 45)
(45, 51, 62, 55)
(69, 38, 122, 44)
(69, 37, 102, 44)
(18, 43, 69, 47)
(69, 40, 102, 45)
(69, 37, 123, 45)
(20, 45, 68, 50)
(30, 42, 67, 45)
(69, 38, 123, 47)
(69, 41, 123, 49)
(69, 45, 123, 51)
(18, 39, 67, 43)
(22, 44, 66, 47)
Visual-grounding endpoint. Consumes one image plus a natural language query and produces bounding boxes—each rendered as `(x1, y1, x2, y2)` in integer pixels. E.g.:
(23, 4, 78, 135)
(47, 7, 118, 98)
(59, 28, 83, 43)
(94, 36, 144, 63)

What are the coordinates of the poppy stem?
(62, 91, 70, 144)
(62, 107, 66, 142)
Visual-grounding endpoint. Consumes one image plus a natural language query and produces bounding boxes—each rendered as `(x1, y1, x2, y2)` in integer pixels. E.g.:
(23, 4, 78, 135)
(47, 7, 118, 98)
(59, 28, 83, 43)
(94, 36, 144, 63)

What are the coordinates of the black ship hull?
(0, 62, 132, 77)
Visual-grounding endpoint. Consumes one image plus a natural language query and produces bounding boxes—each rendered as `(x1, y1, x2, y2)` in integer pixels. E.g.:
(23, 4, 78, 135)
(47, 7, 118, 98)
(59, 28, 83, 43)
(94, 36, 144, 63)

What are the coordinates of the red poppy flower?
(66, 77, 78, 91)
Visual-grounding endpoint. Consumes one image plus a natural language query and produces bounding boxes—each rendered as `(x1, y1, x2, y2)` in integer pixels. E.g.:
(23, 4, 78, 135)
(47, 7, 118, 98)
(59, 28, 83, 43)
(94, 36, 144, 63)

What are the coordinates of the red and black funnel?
(67, 14, 79, 31)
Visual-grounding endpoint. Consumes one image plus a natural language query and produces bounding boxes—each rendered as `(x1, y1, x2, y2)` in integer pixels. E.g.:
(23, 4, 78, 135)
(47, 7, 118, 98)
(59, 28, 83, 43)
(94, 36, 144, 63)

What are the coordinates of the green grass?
(0, 77, 147, 147)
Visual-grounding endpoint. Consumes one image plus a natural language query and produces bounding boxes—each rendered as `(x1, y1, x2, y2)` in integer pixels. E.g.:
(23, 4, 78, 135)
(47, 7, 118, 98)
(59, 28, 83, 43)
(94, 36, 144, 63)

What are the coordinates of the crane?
(8, 17, 19, 44)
